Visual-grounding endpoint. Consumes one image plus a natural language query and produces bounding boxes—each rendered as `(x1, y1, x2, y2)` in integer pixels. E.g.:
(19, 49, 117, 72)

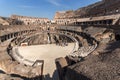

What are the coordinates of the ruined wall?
(11, 15, 50, 25)
(54, 10, 74, 19)
(54, 0, 120, 19)
(54, 10, 76, 25)
(74, 0, 120, 18)
(0, 17, 9, 25)
(53, 0, 120, 25)
(65, 46, 120, 80)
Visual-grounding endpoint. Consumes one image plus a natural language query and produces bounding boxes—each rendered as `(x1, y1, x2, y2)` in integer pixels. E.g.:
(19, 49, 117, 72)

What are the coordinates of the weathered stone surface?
(55, 57, 68, 80)
(65, 41, 120, 80)
(83, 27, 115, 43)
(11, 15, 50, 25)
(0, 17, 9, 25)
(0, 73, 23, 80)
(54, 0, 120, 19)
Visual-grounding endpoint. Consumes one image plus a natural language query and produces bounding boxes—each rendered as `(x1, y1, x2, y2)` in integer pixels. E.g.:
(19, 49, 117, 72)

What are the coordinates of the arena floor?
(17, 43, 75, 80)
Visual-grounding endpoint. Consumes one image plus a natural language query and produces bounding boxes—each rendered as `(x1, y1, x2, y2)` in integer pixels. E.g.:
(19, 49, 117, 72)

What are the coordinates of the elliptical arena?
(0, 0, 120, 80)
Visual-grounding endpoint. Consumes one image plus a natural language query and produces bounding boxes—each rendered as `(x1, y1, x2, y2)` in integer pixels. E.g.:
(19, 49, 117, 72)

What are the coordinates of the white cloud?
(18, 5, 36, 8)
(47, 0, 61, 6)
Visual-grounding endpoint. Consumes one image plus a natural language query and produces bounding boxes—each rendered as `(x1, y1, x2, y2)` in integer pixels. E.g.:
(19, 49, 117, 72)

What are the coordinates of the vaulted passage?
(115, 34, 120, 41)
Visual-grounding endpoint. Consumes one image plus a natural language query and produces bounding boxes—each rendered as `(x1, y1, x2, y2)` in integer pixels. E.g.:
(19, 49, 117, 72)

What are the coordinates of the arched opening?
(115, 34, 120, 41)
(27, 22, 30, 25)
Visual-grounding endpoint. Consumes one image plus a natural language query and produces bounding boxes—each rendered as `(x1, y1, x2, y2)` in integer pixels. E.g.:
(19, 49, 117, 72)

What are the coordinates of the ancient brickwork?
(54, 0, 120, 25)
(11, 15, 50, 25)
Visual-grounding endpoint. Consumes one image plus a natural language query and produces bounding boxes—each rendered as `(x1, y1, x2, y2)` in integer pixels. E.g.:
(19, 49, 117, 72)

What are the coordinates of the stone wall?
(54, 10, 74, 19)
(65, 44, 120, 80)
(11, 15, 50, 25)
(53, 0, 120, 25)
(0, 17, 9, 25)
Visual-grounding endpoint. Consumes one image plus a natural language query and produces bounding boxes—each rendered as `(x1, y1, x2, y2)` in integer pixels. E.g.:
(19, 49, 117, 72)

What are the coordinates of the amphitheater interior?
(0, 0, 120, 80)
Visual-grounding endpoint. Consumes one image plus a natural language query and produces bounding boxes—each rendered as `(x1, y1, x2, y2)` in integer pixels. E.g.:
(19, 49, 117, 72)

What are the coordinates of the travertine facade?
(54, 10, 74, 19)
(54, 0, 120, 25)
(54, 10, 76, 25)
(0, 0, 120, 79)
(0, 17, 9, 25)
(11, 15, 50, 25)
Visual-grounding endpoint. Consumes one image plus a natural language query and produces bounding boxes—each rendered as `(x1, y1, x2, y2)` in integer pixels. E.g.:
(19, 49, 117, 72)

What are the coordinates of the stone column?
(55, 57, 68, 80)
(119, 20, 120, 25)
(18, 32, 20, 36)
(0, 37, 1, 43)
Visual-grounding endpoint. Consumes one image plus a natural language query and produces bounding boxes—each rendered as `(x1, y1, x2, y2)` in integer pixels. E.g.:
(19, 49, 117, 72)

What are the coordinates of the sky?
(0, 0, 101, 19)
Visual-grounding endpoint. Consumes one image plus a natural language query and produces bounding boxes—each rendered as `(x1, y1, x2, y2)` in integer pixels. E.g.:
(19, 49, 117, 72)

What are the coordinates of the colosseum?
(0, 0, 120, 80)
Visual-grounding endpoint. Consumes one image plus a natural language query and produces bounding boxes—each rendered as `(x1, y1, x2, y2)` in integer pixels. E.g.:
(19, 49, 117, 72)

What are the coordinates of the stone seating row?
(57, 29, 98, 57)
(0, 28, 44, 78)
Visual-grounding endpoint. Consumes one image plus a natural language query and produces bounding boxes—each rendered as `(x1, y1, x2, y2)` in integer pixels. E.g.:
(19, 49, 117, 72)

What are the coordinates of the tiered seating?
(0, 25, 98, 79)
(71, 44, 97, 57)
(57, 26, 98, 57)
(0, 25, 44, 79)
(74, 0, 120, 18)
(0, 39, 43, 78)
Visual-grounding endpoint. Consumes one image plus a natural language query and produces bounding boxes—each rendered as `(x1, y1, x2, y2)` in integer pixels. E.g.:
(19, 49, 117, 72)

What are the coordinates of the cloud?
(47, 0, 61, 6)
(18, 5, 36, 8)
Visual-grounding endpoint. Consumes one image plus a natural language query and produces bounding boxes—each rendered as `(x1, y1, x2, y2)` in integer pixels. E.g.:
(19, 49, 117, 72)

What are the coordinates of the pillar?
(20, 31, 22, 36)
(55, 57, 68, 80)
(119, 20, 120, 25)
(0, 37, 1, 43)
(18, 32, 20, 36)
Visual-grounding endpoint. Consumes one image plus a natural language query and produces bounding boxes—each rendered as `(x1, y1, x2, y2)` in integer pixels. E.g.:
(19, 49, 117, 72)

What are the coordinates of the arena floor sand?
(17, 43, 75, 80)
